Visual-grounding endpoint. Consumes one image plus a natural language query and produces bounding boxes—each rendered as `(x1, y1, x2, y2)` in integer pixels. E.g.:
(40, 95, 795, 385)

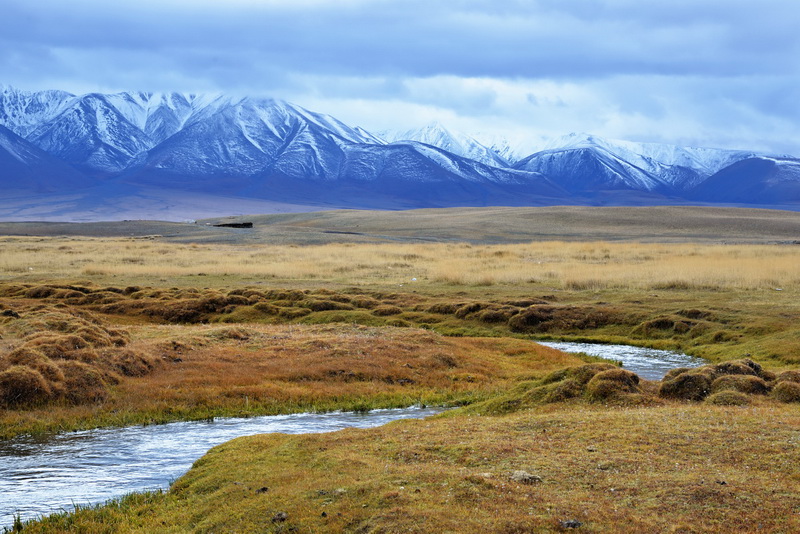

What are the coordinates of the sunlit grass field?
(3, 237, 799, 291)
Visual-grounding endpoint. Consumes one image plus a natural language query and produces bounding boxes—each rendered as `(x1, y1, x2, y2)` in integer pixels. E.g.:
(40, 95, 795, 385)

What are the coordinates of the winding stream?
(0, 406, 443, 526)
(537, 341, 706, 380)
(1, 343, 705, 527)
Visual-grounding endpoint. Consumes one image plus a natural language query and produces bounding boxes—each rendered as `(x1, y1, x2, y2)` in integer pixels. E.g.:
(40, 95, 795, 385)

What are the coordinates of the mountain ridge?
(1, 86, 798, 221)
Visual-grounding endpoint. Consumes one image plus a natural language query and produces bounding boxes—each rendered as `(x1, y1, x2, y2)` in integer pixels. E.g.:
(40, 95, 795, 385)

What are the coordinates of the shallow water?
(537, 341, 706, 380)
(0, 406, 443, 526)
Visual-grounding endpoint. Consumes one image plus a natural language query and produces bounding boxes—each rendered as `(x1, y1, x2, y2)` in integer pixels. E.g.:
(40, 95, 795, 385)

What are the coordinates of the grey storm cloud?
(3, 0, 800, 153)
(5, 0, 799, 81)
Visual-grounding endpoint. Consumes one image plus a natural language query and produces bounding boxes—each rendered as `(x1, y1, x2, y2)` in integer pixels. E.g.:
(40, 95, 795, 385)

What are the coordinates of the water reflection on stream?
(0, 406, 443, 526)
(537, 341, 706, 380)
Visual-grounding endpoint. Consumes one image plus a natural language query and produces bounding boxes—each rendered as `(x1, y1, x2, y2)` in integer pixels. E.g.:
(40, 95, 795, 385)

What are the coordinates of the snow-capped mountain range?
(0, 85, 798, 221)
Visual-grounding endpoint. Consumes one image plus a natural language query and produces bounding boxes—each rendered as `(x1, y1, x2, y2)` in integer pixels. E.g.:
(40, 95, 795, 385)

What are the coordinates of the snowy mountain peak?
(0, 86, 77, 138)
(382, 121, 510, 168)
(542, 133, 755, 181)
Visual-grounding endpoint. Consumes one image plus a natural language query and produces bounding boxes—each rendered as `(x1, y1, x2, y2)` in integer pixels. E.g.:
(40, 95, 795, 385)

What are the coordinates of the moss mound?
(705, 390, 751, 406)
(4, 347, 65, 383)
(772, 381, 800, 403)
(710, 374, 770, 395)
(775, 370, 800, 384)
(372, 305, 403, 317)
(585, 368, 641, 401)
(659, 372, 712, 401)
(466, 363, 636, 414)
(59, 360, 109, 404)
(659, 358, 774, 401)
(0, 305, 160, 407)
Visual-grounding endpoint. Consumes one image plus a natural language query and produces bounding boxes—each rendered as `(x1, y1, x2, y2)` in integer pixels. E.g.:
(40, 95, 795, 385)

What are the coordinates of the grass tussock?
(464, 362, 652, 415)
(0, 304, 158, 410)
(705, 390, 751, 406)
(772, 381, 800, 403)
(659, 358, 789, 403)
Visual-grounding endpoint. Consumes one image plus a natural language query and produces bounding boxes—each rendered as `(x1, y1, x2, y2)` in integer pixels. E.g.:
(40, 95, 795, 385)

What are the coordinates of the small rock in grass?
(272, 512, 288, 523)
(510, 470, 543, 484)
(560, 519, 583, 528)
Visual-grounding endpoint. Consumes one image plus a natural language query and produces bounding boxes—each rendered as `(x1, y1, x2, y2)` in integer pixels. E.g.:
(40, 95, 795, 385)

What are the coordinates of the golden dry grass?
(2, 237, 800, 291)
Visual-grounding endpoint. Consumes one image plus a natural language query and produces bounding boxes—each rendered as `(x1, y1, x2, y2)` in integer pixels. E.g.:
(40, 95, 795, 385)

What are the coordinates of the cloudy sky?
(4, 0, 799, 154)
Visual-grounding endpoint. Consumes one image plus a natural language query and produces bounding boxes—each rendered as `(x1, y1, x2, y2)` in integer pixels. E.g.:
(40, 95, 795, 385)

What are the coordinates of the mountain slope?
(0, 124, 89, 192)
(0, 86, 75, 138)
(28, 93, 156, 175)
(121, 97, 377, 190)
(515, 146, 669, 193)
(541, 133, 754, 188)
(515, 133, 758, 194)
(689, 157, 800, 205)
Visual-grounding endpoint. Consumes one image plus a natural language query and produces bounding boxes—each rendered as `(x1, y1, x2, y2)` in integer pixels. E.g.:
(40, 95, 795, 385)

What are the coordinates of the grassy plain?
(2, 206, 800, 532)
